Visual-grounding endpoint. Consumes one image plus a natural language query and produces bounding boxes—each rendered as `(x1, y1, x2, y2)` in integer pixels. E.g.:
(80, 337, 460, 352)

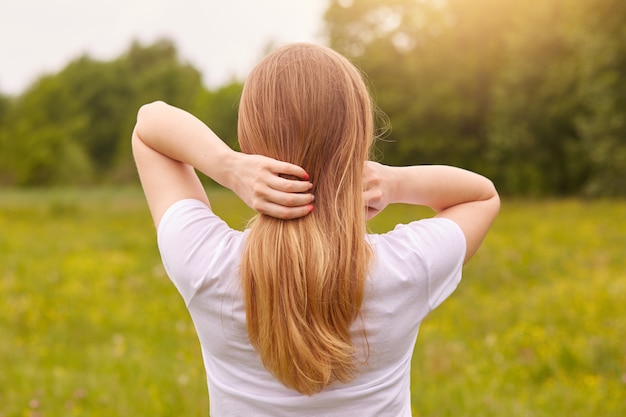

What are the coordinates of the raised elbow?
(137, 100, 166, 123)
(134, 101, 168, 141)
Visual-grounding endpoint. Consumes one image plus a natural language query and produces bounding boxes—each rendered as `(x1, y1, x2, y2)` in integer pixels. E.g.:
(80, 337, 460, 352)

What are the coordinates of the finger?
(362, 161, 377, 179)
(362, 189, 381, 206)
(271, 161, 309, 180)
(366, 207, 380, 220)
(266, 175, 313, 193)
(257, 201, 314, 220)
(362, 172, 380, 190)
(261, 188, 315, 207)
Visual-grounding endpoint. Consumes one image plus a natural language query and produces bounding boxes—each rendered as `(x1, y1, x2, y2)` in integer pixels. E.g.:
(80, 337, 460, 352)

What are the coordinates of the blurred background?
(1, 0, 624, 196)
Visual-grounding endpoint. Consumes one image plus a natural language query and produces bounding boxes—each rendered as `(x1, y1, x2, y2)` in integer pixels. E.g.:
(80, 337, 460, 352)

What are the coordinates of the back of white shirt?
(158, 199, 465, 417)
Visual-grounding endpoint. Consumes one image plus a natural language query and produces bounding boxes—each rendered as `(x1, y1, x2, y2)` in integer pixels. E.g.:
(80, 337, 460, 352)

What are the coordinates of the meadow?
(1, 188, 624, 416)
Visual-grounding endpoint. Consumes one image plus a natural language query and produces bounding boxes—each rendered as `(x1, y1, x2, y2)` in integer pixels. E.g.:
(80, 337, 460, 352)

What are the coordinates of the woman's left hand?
(228, 152, 314, 219)
(363, 161, 392, 220)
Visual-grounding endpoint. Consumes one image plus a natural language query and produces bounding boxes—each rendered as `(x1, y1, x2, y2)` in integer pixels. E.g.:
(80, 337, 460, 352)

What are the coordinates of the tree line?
(0, 39, 241, 186)
(326, 0, 626, 196)
(1, 0, 625, 196)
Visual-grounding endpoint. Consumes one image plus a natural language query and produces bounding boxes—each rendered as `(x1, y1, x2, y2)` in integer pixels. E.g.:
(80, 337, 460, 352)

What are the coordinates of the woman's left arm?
(132, 101, 314, 228)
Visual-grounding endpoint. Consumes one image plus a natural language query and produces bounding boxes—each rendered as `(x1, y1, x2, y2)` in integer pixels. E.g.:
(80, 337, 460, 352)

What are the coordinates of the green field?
(1, 188, 625, 416)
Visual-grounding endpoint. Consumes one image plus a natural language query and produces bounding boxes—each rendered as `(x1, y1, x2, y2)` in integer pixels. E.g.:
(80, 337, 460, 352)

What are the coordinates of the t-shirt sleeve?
(374, 217, 466, 312)
(156, 199, 243, 305)
(421, 218, 466, 310)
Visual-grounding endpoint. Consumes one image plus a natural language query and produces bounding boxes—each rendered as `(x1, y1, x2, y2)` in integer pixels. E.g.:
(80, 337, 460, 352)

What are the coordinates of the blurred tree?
(54, 55, 132, 171)
(324, 0, 626, 196)
(3, 5, 625, 195)
(0, 93, 15, 183)
(112, 39, 206, 181)
(324, 0, 514, 174)
(575, 0, 626, 196)
(0, 92, 9, 121)
(193, 81, 242, 152)
(0, 39, 210, 185)
(487, 0, 591, 195)
(0, 93, 11, 172)
(0, 75, 93, 185)
(487, 0, 626, 196)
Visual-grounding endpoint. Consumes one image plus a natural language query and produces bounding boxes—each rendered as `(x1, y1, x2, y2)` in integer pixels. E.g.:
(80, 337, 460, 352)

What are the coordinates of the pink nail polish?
(303, 172, 310, 180)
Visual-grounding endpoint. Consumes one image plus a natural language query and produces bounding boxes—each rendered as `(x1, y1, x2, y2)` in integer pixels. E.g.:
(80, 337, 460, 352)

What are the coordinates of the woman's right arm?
(133, 101, 314, 228)
(363, 162, 500, 264)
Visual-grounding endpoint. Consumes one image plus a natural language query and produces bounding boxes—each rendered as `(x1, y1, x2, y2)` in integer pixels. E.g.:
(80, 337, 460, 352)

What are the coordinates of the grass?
(0, 188, 625, 416)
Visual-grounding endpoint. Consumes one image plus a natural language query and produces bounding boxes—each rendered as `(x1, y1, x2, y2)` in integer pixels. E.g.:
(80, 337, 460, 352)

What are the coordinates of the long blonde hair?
(238, 43, 374, 395)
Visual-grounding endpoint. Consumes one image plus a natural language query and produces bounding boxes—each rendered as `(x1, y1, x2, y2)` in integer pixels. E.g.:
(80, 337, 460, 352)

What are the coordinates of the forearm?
(385, 165, 497, 212)
(370, 163, 499, 263)
(133, 101, 314, 221)
(134, 101, 236, 187)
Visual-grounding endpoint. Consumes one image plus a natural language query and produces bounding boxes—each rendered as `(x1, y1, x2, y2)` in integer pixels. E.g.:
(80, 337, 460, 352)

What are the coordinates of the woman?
(133, 43, 499, 416)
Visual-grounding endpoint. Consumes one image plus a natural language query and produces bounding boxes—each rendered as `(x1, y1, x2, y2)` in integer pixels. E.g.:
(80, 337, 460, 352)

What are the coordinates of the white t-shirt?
(157, 199, 466, 417)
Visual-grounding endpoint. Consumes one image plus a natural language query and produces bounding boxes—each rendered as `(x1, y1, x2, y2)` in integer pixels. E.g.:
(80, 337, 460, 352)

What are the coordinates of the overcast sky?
(0, 0, 329, 95)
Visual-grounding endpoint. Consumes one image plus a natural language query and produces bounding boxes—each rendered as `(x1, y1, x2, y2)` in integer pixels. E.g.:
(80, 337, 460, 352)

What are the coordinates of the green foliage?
(1, 0, 625, 195)
(193, 82, 242, 152)
(1, 77, 93, 185)
(0, 39, 241, 186)
(325, 0, 626, 196)
(1, 189, 625, 416)
(487, 0, 591, 195)
(0, 92, 10, 125)
(0, 94, 15, 183)
(110, 39, 209, 182)
(574, 0, 626, 196)
(326, 0, 513, 171)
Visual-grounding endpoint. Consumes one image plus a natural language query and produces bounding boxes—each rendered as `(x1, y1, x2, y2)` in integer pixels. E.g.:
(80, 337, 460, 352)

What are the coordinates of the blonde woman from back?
(132, 43, 499, 417)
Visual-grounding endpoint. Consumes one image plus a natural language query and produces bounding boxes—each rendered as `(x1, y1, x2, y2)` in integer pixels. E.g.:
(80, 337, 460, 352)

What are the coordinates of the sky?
(0, 0, 329, 95)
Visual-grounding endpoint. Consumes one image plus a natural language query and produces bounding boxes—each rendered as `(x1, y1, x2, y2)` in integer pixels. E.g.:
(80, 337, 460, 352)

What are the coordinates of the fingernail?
(308, 204, 314, 212)
(303, 172, 310, 180)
